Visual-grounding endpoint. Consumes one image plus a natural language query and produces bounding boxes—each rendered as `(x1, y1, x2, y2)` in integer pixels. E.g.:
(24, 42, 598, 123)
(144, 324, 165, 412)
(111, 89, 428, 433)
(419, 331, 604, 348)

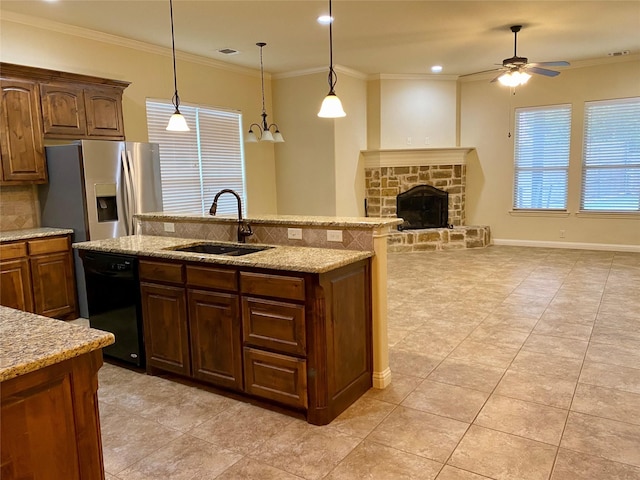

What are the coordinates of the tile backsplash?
(0, 185, 40, 231)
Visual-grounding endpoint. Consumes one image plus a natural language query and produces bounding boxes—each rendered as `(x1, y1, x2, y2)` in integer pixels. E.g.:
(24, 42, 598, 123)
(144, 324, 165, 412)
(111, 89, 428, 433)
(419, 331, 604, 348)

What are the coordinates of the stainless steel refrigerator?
(39, 140, 163, 317)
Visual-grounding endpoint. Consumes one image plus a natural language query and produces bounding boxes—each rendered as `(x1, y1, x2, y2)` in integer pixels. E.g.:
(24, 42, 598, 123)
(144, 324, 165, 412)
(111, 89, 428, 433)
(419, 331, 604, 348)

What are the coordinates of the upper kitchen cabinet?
(0, 78, 46, 183)
(0, 63, 129, 184)
(40, 82, 125, 139)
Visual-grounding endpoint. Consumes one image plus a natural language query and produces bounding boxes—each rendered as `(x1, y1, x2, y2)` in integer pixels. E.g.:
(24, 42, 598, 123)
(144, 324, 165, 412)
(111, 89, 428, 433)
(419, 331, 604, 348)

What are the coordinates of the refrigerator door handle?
(121, 150, 136, 235)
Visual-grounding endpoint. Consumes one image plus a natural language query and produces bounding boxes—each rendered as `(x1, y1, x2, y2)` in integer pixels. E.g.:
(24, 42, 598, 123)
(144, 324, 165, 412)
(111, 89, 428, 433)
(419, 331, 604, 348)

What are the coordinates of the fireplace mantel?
(361, 147, 475, 168)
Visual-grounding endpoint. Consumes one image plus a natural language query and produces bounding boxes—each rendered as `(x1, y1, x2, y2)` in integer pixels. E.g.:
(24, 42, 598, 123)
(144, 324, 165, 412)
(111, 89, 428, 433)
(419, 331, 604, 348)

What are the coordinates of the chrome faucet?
(209, 189, 253, 243)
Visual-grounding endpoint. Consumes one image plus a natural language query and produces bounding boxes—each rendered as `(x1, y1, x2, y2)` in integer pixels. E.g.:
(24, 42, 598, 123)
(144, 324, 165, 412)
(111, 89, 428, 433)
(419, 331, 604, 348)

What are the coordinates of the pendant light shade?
(166, 0, 189, 131)
(246, 42, 284, 143)
(318, 92, 346, 118)
(318, 0, 346, 118)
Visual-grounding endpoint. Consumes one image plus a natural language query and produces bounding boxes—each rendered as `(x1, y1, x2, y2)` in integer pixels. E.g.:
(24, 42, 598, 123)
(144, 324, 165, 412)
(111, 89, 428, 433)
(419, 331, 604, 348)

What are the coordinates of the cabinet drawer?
(0, 242, 27, 260)
(139, 260, 184, 285)
(27, 236, 68, 256)
(240, 272, 305, 301)
(242, 298, 306, 356)
(243, 347, 307, 409)
(186, 265, 237, 291)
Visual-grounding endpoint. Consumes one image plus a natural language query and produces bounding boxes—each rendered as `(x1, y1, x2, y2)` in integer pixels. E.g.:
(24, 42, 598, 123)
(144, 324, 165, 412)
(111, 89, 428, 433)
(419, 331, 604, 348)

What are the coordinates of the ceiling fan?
(481, 25, 570, 86)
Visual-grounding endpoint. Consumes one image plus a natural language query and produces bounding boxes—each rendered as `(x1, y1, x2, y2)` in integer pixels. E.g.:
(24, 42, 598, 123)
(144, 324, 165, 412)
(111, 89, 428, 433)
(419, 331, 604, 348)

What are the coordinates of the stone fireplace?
(362, 148, 490, 251)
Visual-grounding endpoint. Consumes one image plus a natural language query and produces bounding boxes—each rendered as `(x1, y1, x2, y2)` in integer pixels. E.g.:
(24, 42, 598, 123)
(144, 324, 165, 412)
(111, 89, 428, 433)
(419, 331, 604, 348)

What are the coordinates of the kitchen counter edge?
(0, 227, 75, 243)
(0, 306, 115, 382)
(135, 213, 403, 229)
(72, 235, 374, 274)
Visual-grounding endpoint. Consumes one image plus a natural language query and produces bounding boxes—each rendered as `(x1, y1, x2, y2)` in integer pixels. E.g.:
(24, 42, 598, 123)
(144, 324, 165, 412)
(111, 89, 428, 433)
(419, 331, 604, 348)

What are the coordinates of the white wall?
(333, 73, 368, 217)
(272, 73, 336, 215)
(272, 69, 367, 217)
(378, 77, 457, 149)
(460, 58, 640, 247)
(0, 17, 278, 215)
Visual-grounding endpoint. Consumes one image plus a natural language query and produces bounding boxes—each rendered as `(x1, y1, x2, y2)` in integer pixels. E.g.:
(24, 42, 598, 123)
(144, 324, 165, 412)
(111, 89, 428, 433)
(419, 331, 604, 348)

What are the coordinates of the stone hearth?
(362, 148, 490, 251)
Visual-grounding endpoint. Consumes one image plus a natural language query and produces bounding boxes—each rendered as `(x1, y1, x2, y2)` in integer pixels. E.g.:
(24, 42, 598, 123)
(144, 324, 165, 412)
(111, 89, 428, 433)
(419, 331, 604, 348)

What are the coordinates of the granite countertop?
(135, 212, 403, 229)
(0, 306, 114, 382)
(0, 227, 74, 243)
(73, 235, 374, 273)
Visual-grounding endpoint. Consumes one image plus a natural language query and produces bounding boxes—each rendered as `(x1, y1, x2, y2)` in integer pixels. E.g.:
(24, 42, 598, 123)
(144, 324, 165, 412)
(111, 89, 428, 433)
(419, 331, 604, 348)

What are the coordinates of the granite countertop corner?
(0, 306, 115, 382)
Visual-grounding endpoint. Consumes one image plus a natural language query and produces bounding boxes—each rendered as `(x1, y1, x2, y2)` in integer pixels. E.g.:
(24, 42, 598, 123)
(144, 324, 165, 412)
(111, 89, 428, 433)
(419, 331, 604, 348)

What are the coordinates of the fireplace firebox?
(397, 185, 449, 230)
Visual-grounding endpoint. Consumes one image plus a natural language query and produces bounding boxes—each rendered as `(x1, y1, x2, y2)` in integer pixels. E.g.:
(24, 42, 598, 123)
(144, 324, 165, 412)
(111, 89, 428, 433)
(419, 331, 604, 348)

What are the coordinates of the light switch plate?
(327, 230, 343, 242)
(288, 228, 303, 240)
(163, 222, 175, 233)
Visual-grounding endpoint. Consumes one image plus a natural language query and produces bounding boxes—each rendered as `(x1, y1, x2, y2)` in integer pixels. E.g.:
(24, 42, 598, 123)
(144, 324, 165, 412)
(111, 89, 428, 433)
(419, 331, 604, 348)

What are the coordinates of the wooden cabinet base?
(1, 349, 106, 480)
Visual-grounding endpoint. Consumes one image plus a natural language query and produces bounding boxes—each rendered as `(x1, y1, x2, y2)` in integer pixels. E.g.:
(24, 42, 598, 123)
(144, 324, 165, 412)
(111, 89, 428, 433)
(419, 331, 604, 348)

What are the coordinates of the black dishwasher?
(82, 252, 145, 367)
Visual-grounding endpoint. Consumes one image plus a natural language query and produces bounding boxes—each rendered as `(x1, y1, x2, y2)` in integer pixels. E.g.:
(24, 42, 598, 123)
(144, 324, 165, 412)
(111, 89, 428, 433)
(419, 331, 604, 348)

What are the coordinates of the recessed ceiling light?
(317, 15, 333, 25)
(431, 65, 443, 73)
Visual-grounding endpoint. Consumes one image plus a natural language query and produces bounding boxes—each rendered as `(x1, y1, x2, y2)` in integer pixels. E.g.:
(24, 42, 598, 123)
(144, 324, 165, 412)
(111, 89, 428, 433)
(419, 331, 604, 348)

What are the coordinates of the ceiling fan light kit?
(493, 25, 569, 87)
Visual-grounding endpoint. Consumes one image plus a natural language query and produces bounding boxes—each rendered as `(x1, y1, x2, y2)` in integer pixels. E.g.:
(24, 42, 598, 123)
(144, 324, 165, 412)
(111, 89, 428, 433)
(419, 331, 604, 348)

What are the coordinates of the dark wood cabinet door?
(30, 251, 77, 319)
(140, 282, 190, 376)
(188, 289, 243, 390)
(84, 86, 124, 139)
(40, 82, 87, 137)
(1, 350, 106, 480)
(0, 79, 46, 183)
(242, 297, 306, 356)
(0, 257, 34, 313)
(243, 347, 307, 409)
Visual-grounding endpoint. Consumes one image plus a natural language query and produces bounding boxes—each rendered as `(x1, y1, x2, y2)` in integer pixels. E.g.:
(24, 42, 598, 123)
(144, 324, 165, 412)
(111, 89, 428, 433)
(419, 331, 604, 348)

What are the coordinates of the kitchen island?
(0, 305, 114, 479)
(74, 235, 375, 424)
(136, 213, 401, 390)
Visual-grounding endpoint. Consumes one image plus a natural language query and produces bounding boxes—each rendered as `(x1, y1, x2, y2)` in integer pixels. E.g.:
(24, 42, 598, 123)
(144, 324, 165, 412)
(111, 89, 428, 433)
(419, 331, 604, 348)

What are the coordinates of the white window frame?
(512, 104, 572, 211)
(580, 97, 640, 213)
(146, 99, 247, 216)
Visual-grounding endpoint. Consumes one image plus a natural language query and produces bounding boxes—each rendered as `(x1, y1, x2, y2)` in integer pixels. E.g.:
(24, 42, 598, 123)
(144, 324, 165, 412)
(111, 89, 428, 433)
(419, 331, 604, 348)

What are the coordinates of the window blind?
(146, 99, 245, 215)
(581, 97, 640, 212)
(513, 105, 572, 210)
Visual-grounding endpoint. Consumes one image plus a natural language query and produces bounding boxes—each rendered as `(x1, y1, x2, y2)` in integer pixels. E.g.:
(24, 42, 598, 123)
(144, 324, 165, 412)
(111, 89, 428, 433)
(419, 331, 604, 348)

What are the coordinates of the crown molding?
(272, 64, 368, 81)
(371, 73, 459, 81)
(1, 11, 261, 78)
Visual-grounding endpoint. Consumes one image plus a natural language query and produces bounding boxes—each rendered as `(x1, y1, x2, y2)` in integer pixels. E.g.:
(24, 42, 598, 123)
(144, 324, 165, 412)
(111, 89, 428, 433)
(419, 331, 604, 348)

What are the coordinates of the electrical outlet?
(559, 229, 566, 238)
(288, 228, 302, 240)
(424, 136, 430, 145)
(327, 230, 343, 242)
(163, 222, 175, 233)
(406, 137, 412, 145)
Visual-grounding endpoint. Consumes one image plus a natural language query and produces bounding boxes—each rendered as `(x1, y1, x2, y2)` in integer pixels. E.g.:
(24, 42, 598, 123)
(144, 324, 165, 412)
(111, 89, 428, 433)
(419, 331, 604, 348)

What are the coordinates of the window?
(146, 99, 245, 215)
(581, 98, 640, 212)
(513, 105, 572, 210)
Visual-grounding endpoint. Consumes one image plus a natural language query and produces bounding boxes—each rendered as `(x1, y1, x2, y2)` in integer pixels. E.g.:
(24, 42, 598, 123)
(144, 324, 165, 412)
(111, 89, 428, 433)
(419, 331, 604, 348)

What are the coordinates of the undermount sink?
(168, 242, 272, 256)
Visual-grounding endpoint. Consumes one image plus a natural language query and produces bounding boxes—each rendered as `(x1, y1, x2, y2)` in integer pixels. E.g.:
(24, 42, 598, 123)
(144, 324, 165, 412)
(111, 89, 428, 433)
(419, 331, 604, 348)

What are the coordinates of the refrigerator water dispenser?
(95, 183, 119, 222)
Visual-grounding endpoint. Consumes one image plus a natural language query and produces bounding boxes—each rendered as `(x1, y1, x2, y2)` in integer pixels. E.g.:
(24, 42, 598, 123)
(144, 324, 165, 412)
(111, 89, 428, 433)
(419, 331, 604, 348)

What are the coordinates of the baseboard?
(492, 238, 640, 253)
(372, 368, 392, 389)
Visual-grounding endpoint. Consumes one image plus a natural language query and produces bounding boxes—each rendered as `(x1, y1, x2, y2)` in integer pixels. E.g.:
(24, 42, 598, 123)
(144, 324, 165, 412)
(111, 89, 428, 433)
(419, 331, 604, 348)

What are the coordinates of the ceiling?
(1, 1, 638, 77)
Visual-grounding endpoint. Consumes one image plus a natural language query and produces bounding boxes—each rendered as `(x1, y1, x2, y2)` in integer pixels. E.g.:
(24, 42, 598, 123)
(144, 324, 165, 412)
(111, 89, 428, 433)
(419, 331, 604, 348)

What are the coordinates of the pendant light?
(246, 42, 284, 143)
(166, 0, 189, 131)
(317, 0, 346, 118)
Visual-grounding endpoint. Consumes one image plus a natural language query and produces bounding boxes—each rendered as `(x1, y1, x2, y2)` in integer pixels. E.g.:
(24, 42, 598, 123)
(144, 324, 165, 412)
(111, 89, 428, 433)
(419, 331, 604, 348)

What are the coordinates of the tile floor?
(96, 246, 640, 479)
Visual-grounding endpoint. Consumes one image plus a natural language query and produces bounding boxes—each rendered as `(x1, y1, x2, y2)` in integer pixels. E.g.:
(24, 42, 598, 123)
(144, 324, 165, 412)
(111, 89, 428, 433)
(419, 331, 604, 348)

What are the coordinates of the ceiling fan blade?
(490, 72, 505, 83)
(526, 66, 561, 77)
(528, 61, 570, 67)
(459, 68, 502, 78)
